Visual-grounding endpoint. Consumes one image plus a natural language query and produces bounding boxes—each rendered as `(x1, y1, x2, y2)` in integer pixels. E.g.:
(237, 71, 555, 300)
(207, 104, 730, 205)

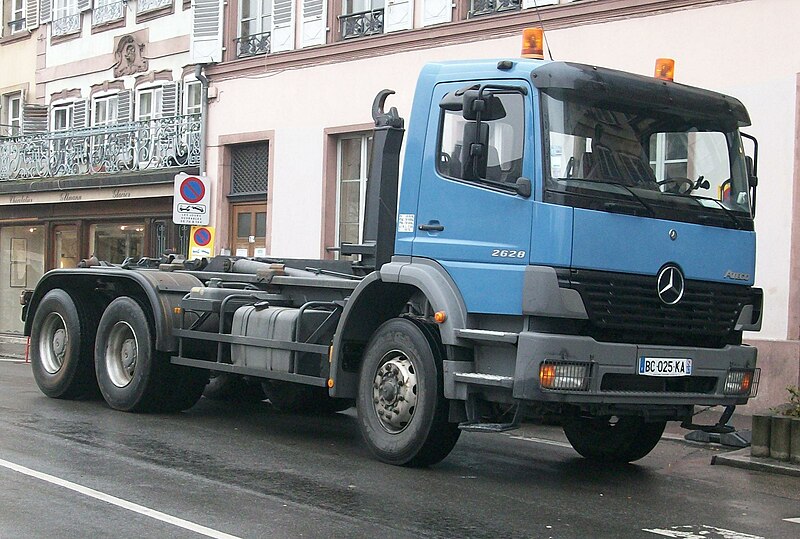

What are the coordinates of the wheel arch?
(330, 258, 468, 398)
(24, 269, 202, 353)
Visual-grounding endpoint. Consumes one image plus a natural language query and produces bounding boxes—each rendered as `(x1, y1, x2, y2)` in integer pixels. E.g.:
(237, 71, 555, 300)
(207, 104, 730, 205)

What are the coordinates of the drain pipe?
(194, 64, 209, 176)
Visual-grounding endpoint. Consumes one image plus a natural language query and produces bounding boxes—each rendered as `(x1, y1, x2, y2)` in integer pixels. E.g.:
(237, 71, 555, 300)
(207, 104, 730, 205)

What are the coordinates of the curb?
(711, 448, 800, 477)
(0, 335, 27, 360)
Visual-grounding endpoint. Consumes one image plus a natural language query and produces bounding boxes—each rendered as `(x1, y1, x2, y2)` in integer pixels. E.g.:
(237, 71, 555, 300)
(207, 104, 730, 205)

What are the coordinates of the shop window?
(237, 0, 272, 57)
(0, 226, 45, 334)
(90, 223, 144, 264)
(54, 225, 79, 269)
(336, 133, 372, 255)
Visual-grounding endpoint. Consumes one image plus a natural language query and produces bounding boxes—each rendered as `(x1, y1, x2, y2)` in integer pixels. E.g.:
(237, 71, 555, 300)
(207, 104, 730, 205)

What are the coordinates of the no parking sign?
(188, 226, 215, 259)
(173, 173, 211, 225)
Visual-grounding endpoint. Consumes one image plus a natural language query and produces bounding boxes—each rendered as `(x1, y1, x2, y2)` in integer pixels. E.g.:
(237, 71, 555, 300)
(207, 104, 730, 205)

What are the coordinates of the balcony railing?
(340, 9, 384, 40)
(469, 0, 522, 17)
(0, 124, 21, 138)
(52, 13, 81, 36)
(138, 0, 172, 13)
(235, 31, 271, 58)
(7, 17, 26, 33)
(93, 1, 125, 26)
(0, 115, 201, 181)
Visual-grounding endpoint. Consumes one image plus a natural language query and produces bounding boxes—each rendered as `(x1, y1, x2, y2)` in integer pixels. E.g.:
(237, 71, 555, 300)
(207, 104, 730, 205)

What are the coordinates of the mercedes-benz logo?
(657, 265, 685, 305)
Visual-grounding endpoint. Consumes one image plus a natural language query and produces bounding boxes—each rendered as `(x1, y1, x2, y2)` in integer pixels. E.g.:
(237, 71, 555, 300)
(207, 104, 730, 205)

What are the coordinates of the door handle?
(418, 223, 444, 232)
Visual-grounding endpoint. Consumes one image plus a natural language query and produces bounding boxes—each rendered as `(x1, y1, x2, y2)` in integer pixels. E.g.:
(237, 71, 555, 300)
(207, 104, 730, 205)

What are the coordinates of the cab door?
(411, 81, 535, 315)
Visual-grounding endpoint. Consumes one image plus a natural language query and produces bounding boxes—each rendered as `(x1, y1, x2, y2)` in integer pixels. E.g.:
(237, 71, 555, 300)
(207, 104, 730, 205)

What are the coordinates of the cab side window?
(437, 92, 525, 185)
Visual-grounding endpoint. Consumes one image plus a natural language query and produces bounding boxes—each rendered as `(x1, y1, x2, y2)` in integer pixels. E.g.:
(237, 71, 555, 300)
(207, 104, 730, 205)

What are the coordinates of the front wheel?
(357, 318, 460, 467)
(562, 415, 666, 463)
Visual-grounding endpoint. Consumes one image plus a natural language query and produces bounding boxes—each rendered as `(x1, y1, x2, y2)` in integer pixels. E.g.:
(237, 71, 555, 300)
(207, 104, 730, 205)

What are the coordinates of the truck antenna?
(532, 1, 555, 61)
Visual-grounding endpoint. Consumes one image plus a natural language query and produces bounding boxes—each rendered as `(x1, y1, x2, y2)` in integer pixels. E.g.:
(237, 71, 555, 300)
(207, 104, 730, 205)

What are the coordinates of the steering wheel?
(657, 177, 694, 194)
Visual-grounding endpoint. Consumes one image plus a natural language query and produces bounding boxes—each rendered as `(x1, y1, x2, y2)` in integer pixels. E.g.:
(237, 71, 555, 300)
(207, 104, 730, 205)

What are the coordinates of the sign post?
(173, 173, 211, 226)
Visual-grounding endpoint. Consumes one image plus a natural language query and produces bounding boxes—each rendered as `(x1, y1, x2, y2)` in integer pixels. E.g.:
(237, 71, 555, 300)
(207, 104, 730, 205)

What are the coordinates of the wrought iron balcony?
(137, 0, 172, 13)
(469, 0, 522, 17)
(52, 13, 81, 36)
(0, 115, 201, 181)
(340, 9, 384, 40)
(7, 18, 26, 33)
(235, 31, 271, 58)
(93, 1, 125, 26)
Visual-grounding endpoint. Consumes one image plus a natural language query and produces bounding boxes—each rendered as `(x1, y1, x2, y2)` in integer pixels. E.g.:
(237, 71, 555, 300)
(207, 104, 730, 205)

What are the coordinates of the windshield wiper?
(556, 177, 656, 217)
(693, 195, 747, 230)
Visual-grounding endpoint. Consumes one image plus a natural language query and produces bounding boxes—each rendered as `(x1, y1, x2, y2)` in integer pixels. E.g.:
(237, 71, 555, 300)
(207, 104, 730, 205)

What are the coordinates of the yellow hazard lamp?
(521, 28, 545, 60)
(654, 58, 675, 81)
(539, 361, 591, 391)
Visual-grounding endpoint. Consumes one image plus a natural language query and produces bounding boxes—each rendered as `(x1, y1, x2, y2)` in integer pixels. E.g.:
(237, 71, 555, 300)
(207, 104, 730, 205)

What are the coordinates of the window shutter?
(421, 0, 450, 27)
(271, 0, 295, 53)
(522, 0, 558, 8)
(384, 0, 413, 33)
(300, 0, 326, 48)
(40, 0, 51, 23)
(161, 83, 179, 117)
(191, 0, 223, 63)
(117, 90, 132, 122)
(27, 0, 40, 30)
(22, 104, 48, 134)
(78, 0, 91, 11)
(72, 100, 87, 128)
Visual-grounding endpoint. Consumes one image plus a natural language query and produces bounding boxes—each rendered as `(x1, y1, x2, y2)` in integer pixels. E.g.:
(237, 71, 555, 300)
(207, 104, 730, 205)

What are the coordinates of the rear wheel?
(357, 318, 460, 467)
(562, 415, 666, 463)
(30, 289, 98, 399)
(95, 297, 206, 413)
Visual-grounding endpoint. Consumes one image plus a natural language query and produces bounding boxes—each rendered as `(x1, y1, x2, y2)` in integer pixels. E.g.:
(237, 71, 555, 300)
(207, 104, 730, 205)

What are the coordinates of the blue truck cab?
(23, 53, 763, 468)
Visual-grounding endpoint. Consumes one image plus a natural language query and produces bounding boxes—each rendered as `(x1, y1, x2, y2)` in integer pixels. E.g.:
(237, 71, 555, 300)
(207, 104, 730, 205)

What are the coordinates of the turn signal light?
(539, 361, 591, 391)
(724, 369, 760, 396)
(521, 28, 544, 60)
(327, 378, 335, 388)
(655, 58, 675, 81)
(434, 311, 447, 323)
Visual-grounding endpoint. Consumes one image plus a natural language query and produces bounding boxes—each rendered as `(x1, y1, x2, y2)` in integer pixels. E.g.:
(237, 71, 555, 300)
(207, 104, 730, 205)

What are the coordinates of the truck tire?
(94, 296, 207, 413)
(356, 318, 460, 467)
(262, 381, 353, 414)
(30, 289, 98, 399)
(562, 415, 666, 463)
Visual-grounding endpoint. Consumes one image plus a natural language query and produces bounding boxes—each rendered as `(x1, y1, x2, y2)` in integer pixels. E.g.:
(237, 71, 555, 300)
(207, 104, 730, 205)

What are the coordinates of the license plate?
(638, 357, 692, 377)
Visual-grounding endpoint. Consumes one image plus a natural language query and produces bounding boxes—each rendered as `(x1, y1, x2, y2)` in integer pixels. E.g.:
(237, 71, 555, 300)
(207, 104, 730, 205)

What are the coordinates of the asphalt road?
(1, 358, 799, 539)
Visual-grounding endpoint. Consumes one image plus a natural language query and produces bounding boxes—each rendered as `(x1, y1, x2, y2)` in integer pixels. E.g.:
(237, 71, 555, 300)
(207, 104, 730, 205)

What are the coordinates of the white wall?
(208, 0, 797, 339)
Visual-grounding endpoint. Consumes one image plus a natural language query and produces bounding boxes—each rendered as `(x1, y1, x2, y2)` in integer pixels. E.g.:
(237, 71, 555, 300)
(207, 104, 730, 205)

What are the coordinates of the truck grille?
(557, 269, 752, 348)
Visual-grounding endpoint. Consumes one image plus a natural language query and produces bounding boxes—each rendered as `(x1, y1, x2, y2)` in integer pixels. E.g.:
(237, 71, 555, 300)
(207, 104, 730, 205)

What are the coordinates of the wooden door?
(230, 203, 267, 257)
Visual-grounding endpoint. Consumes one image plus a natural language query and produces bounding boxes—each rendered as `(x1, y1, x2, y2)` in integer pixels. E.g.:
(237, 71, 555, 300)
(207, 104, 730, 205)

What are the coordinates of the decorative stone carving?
(113, 35, 149, 77)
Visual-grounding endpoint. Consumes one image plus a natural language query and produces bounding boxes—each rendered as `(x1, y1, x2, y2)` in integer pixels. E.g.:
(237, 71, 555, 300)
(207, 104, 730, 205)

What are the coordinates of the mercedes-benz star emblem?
(669, 229, 677, 241)
(657, 265, 685, 305)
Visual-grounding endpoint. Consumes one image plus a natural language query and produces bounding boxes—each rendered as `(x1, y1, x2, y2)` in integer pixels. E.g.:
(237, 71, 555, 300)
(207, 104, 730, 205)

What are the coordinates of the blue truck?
(23, 48, 762, 467)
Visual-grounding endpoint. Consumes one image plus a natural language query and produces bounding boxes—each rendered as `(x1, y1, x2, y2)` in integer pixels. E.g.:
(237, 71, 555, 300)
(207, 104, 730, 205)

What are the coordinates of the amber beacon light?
(521, 28, 545, 60)
(655, 58, 675, 81)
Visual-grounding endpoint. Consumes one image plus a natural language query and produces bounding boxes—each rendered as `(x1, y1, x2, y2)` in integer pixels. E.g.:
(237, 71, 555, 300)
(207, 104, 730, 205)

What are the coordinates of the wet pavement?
(1, 359, 799, 539)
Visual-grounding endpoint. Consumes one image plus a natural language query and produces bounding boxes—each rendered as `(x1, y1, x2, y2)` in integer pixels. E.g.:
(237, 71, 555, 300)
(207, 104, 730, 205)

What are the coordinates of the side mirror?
(741, 133, 758, 217)
(515, 177, 532, 198)
(462, 90, 506, 121)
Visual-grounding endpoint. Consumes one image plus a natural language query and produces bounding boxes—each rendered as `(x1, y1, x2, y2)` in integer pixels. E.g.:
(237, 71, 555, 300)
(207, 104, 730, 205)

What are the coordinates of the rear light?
(724, 368, 760, 396)
(539, 360, 591, 391)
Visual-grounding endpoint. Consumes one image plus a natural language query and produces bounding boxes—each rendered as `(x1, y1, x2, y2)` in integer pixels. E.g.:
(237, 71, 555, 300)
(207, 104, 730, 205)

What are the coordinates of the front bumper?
(512, 332, 758, 406)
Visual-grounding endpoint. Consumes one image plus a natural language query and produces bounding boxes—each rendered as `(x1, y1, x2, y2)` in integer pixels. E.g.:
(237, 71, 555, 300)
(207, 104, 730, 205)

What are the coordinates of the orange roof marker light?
(521, 28, 545, 60)
(655, 58, 675, 81)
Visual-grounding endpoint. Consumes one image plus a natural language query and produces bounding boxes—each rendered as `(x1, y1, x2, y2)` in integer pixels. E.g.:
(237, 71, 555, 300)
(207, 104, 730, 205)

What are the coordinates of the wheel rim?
(105, 321, 138, 388)
(372, 350, 418, 433)
(39, 312, 68, 374)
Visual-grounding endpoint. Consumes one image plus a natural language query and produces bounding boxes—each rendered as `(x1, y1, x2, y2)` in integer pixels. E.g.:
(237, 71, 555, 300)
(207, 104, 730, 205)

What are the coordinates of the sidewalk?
(0, 334, 26, 360)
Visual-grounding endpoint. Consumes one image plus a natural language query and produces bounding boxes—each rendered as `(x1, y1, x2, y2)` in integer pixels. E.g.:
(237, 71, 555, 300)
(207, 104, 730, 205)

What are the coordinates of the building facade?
(0, 0, 205, 333)
(202, 0, 800, 411)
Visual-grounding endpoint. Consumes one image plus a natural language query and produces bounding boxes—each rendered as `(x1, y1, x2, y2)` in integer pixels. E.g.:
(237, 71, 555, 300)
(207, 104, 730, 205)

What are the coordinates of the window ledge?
(91, 17, 126, 34)
(136, 4, 174, 24)
(0, 31, 33, 45)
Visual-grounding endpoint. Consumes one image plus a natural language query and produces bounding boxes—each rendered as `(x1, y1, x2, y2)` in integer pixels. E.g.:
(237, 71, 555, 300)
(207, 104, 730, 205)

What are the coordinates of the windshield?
(542, 91, 752, 229)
